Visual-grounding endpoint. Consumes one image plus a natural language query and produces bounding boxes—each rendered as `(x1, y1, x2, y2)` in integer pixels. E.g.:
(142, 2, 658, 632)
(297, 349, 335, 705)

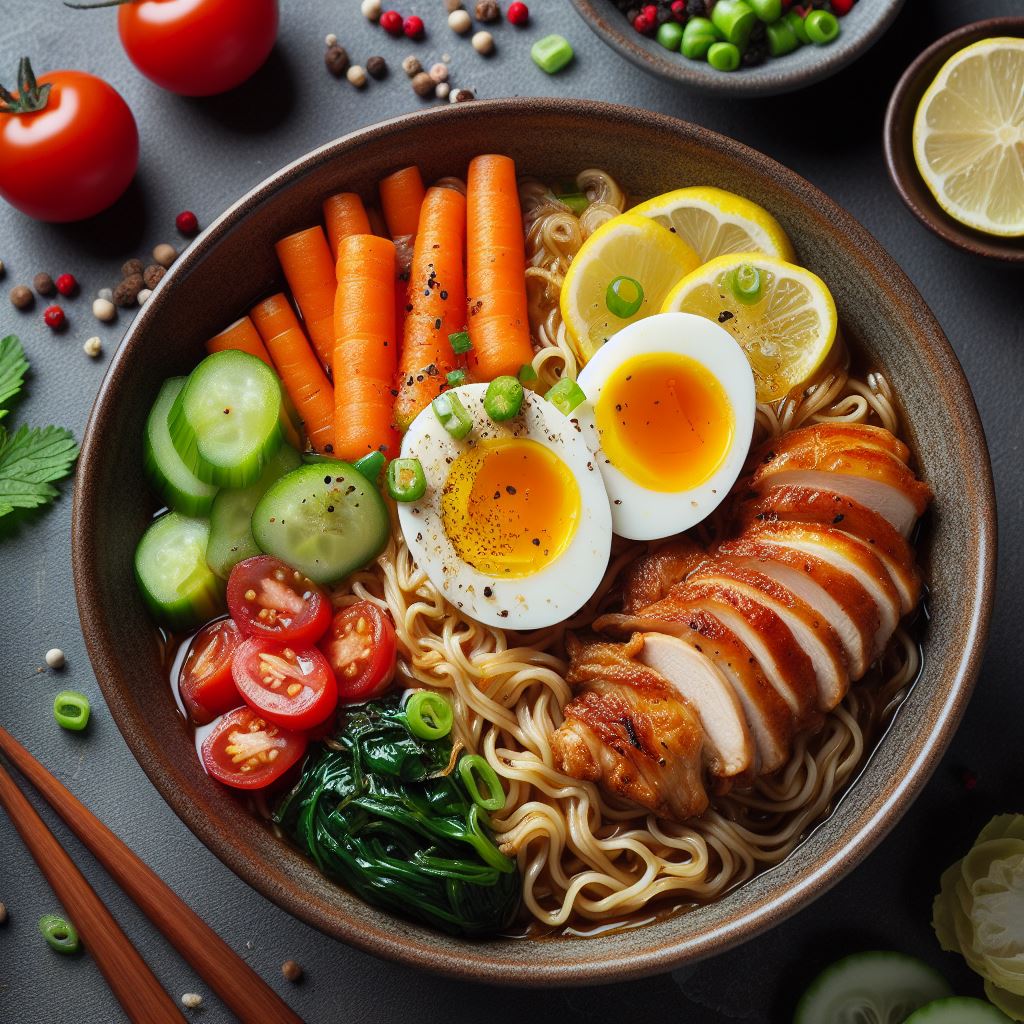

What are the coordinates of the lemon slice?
(632, 186, 796, 263)
(561, 210, 700, 364)
(661, 253, 836, 402)
(912, 37, 1024, 238)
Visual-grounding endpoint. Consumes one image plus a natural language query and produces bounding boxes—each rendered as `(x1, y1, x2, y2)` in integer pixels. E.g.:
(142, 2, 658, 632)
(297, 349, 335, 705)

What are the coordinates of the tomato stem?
(0, 58, 52, 115)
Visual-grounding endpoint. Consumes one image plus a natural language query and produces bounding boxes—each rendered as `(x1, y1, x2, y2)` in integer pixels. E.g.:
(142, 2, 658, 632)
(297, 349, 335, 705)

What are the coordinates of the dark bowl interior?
(569, 0, 906, 96)
(884, 16, 1024, 264)
(72, 99, 995, 986)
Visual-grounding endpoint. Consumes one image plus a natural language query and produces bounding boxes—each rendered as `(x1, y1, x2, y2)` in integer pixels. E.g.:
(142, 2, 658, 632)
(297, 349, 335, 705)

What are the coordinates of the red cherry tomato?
(227, 556, 332, 646)
(116, 0, 279, 97)
(0, 60, 138, 222)
(232, 637, 338, 731)
(178, 618, 244, 724)
(200, 706, 307, 790)
(318, 602, 397, 703)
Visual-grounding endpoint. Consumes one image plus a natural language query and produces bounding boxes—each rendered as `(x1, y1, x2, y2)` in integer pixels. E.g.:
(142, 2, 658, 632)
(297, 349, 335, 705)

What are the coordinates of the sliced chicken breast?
(750, 421, 912, 466)
(619, 537, 707, 614)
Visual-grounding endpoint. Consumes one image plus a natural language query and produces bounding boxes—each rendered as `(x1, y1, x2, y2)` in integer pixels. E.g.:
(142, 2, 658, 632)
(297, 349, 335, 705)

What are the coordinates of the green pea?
(710, 0, 755, 47)
(681, 16, 721, 59)
(707, 41, 742, 71)
(656, 21, 685, 52)
(38, 914, 80, 954)
(786, 10, 811, 44)
(766, 18, 799, 56)
(805, 9, 839, 44)
(531, 34, 574, 74)
(53, 691, 90, 732)
(749, 0, 782, 22)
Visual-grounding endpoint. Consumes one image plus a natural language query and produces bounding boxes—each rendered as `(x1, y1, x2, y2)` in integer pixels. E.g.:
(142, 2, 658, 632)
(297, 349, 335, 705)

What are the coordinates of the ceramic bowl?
(569, 0, 906, 96)
(884, 16, 1024, 263)
(72, 98, 996, 986)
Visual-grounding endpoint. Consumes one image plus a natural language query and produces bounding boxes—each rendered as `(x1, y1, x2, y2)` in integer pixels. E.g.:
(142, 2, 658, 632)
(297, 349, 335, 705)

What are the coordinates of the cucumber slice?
(206, 444, 302, 579)
(251, 462, 389, 584)
(796, 951, 952, 1024)
(134, 513, 224, 628)
(904, 998, 1012, 1023)
(169, 350, 283, 488)
(144, 378, 219, 515)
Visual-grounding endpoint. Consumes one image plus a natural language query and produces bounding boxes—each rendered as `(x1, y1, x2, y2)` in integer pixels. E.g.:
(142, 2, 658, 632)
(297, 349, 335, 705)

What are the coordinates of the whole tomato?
(0, 58, 138, 222)
(115, 0, 279, 97)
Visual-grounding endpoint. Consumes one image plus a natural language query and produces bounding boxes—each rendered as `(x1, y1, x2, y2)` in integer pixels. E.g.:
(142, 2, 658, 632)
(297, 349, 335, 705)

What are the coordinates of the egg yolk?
(440, 438, 580, 578)
(594, 351, 734, 493)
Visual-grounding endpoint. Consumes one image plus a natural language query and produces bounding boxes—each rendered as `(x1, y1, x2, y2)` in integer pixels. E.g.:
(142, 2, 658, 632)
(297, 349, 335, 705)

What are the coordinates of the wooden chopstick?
(0, 760, 186, 1024)
(0, 727, 305, 1024)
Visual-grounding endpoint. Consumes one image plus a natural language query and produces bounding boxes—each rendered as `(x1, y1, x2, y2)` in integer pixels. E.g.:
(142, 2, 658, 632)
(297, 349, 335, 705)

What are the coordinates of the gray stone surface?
(0, 0, 1021, 1021)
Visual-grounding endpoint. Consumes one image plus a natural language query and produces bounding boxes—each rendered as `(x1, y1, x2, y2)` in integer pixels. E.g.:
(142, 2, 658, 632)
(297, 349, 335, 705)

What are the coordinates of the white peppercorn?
(137, 288, 153, 306)
(45, 648, 66, 669)
(435, 81, 450, 99)
(429, 62, 449, 83)
(83, 336, 102, 358)
(361, 0, 382, 20)
(471, 30, 494, 54)
(97, 287, 113, 302)
(325, 32, 338, 47)
(152, 243, 178, 268)
(402, 54, 423, 76)
(411, 71, 436, 97)
(181, 993, 202, 1010)
(448, 9, 472, 33)
(347, 65, 368, 87)
(92, 297, 116, 322)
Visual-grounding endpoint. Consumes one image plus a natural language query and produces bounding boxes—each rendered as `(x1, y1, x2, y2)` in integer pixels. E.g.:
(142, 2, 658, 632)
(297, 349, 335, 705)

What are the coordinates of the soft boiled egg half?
(575, 311, 756, 541)
(397, 383, 612, 630)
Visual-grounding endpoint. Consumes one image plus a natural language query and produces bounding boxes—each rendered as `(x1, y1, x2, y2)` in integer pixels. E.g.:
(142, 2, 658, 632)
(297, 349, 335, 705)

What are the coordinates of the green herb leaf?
(0, 424, 79, 518)
(0, 336, 29, 420)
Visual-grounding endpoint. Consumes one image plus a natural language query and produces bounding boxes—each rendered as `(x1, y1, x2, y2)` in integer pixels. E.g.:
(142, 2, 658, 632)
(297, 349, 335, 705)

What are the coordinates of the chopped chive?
(545, 377, 587, 416)
(352, 450, 386, 482)
(446, 368, 467, 387)
(432, 391, 474, 440)
(386, 458, 426, 502)
(518, 363, 538, 383)
(449, 331, 472, 355)
(483, 376, 524, 422)
(404, 691, 454, 740)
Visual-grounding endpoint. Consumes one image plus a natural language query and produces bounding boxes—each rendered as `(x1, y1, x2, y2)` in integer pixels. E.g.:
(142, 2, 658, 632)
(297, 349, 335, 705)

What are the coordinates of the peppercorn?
(137, 288, 153, 306)
(670, 0, 688, 20)
(429, 62, 449, 83)
(347, 65, 368, 87)
(281, 960, 303, 983)
(0, 259, 5, 278)
(450, 87, 476, 102)
(34, 272, 55, 296)
(92, 298, 116, 322)
(83, 336, 102, 358)
(181, 994, 202, 1010)
(366, 55, 388, 79)
(436, 81, 451, 99)
(380, 10, 404, 35)
(114, 274, 144, 307)
(687, 0, 708, 15)
(361, 0, 383, 19)
(152, 243, 178, 268)
(55, 273, 78, 297)
(444, 0, 463, 9)
(0, 902, 7, 925)
(472, 30, 495, 53)
(412, 71, 436, 97)
(448, 9, 472, 33)
(404, 15, 425, 38)
(43, 305, 66, 330)
(475, 0, 500, 21)
(507, 1, 530, 25)
(402, 54, 423, 76)
(143, 264, 165, 289)
(325, 44, 350, 77)
(10, 285, 33, 310)
(176, 210, 199, 235)
(121, 258, 144, 278)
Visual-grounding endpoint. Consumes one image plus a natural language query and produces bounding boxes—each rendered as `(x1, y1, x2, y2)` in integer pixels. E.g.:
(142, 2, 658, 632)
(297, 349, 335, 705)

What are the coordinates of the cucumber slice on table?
(904, 998, 1013, 1023)
(134, 512, 224, 628)
(251, 462, 389, 584)
(144, 377, 219, 515)
(795, 951, 952, 1024)
(169, 350, 282, 488)
(206, 444, 302, 579)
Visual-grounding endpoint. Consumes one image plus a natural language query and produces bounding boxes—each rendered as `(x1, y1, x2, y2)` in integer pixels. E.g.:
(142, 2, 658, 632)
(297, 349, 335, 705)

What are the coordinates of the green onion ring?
(605, 275, 644, 318)
(459, 753, 506, 812)
(404, 691, 454, 741)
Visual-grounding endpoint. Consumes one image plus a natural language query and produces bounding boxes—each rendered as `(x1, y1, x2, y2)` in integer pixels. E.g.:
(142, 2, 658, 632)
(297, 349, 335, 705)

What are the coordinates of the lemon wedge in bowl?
(632, 186, 796, 263)
(561, 210, 700, 365)
(661, 253, 836, 403)
(912, 37, 1024, 238)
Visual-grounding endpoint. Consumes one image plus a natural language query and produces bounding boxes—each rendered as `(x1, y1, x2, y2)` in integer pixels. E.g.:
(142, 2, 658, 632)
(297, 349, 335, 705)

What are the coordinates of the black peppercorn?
(325, 44, 350, 77)
(366, 55, 387, 79)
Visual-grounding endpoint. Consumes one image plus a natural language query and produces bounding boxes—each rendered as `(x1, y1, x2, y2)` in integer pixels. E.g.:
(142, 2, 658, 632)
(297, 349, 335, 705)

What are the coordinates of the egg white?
(575, 311, 756, 541)
(396, 383, 612, 630)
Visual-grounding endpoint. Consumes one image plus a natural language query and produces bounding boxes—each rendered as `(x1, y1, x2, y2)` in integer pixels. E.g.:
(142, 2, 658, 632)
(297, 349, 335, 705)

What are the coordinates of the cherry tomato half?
(232, 637, 338, 732)
(227, 556, 332, 647)
(0, 62, 138, 222)
(179, 618, 244, 724)
(319, 602, 397, 703)
(200, 706, 306, 790)
(117, 0, 279, 97)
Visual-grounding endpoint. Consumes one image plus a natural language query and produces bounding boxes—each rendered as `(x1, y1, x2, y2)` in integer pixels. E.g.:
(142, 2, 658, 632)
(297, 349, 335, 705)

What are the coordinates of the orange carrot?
(206, 316, 273, 367)
(333, 235, 400, 460)
(393, 186, 467, 431)
(323, 192, 371, 258)
(251, 294, 335, 454)
(274, 227, 337, 370)
(379, 166, 425, 240)
(465, 155, 534, 381)
(366, 204, 389, 239)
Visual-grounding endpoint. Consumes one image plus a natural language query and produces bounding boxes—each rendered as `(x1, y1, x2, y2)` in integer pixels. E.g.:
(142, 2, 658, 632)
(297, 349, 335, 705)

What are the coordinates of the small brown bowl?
(884, 17, 1024, 263)
(72, 99, 996, 985)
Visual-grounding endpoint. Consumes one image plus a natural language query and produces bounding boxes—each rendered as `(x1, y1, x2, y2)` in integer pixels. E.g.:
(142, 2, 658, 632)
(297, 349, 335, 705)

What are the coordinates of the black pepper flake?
(505, 485, 516, 495)
(323, 475, 331, 485)
(405, 303, 413, 313)
(499, 610, 509, 618)
(327, 505, 335, 513)
(390, 388, 399, 397)
(718, 310, 734, 323)
(440, 290, 448, 300)
(832, 514, 845, 524)
(532, 537, 540, 546)
(483, 586, 493, 598)
(434, 318, 442, 330)
(324, 443, 333, 453)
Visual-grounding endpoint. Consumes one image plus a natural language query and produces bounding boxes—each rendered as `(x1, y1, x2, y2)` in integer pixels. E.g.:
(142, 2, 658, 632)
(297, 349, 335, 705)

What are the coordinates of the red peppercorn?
(43, 305, 65, 330)
(380, 10, 403, 35)
(175, 210, 199, 235)
(55, 273, 78, 297)
(670, 0, 687, 20)
(507, 2, 529, 25)
(403, 14, 424, 38)
(831, 0, 853, 13)
(633, 11, 656, 34)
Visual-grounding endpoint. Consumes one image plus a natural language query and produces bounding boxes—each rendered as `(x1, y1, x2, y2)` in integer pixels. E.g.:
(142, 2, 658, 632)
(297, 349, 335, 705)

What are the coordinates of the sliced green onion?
(38, 915, 80, 954)
(483, 376, 524, 422)
(729, 264, 763, 305)
(53, 691, 90, 732)
(352, 450, 386, 482)
(432, 391, 473, 440)
(606, 275, 644, 318)
(386, 458, 426, 503)
(446, 368, 467, 388)
(556, 192, 589, 214)
(517, 363, 538, 383)
(449, 331, 472, 355)
(404, 691, 454, 740)
(459, 754, 506, 812)
(545, 377, 587, 416)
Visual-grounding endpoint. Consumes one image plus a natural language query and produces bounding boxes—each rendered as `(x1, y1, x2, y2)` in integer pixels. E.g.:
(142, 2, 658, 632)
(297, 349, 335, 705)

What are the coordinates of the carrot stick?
(251, 294, 335, 454)
(379, 166, 426, 239)
(333, 235, 400, 460)
(205, 316, 273, 366)
(465, 154, 534, 381)
(393, 186, 467, 431)
(323, 192, 371, 258)
(274, 227, 337, 369)
(366, 204, 389, 239)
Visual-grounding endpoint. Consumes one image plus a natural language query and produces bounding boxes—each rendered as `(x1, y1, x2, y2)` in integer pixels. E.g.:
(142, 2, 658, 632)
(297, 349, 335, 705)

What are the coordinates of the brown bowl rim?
(883, 16, 1024, 264)
(71, 97, 997, 986)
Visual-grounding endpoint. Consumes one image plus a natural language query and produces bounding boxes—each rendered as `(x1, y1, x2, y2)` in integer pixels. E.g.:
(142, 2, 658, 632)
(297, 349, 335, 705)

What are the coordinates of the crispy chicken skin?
(619, 537, 707, 614)
(551, 634, 708, 822)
